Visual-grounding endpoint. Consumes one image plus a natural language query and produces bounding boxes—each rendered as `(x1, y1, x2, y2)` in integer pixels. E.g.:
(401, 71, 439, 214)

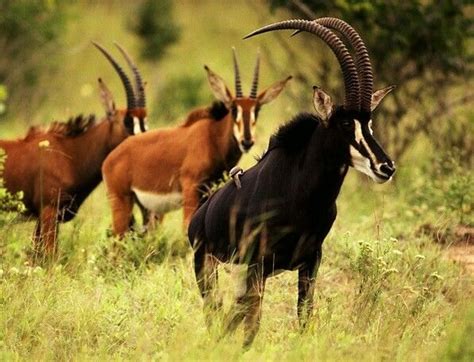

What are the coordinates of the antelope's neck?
(300, 127, 349, 209)
(211, 114, 242, 169)
(65, 120, 118, 183)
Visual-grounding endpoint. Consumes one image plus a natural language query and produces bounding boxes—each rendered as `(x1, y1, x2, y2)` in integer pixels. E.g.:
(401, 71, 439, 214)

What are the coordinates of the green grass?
(1, 2, 473, 361)
(1, 170, 472, 360)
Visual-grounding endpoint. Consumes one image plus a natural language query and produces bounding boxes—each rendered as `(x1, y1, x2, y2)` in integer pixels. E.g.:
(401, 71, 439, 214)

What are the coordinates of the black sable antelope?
(0, 43, 147, 258)
(188, 18, 396, 347)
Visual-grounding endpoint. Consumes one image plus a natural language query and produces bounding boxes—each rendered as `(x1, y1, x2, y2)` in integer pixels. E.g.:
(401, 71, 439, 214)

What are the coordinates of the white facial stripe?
(368, 120, 374, 135)
(250, 105, 256, 137)
(236, 105, 243, 123)
(354, 119, 378, 169)
(133, 118, 140, 135)
(354, 119, 363, 143)
(233, 105, 246, 152)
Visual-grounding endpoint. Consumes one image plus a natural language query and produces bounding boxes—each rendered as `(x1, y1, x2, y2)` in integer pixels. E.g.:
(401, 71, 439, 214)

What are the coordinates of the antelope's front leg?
(181, 176, 200, 228)
(297, 245, 322, 329)
(225, 263, 266, 348)
(34, 205, 59, 262)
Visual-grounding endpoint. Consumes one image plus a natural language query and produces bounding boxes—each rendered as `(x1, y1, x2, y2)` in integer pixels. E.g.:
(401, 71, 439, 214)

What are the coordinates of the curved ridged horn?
(93, 42, 136, 110)
(244, 20, 360, 110)
(249, 50, 260, 99)
(114, 42, 146, 109)
(314, 18, 373, 112)
(232, 47, 243, 98)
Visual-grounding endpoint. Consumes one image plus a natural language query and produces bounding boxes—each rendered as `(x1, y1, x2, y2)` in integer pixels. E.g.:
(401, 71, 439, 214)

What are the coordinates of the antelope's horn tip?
(242, 31, 256, 40)
(98, 77, 103, 82)
(290, 30, 301, 37)
(204, 65, 209, 71)
(287, 75, 293, 80)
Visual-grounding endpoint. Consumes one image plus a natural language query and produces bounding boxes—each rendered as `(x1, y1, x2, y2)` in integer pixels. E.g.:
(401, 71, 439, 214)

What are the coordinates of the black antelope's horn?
(313, 18, 373, 112)
(232, 47, 243, 98)
(114, 42, 146, 109)
(93, 41, 136, 110)
(244, 19, 360, 110)
(249, 50, 260, 99)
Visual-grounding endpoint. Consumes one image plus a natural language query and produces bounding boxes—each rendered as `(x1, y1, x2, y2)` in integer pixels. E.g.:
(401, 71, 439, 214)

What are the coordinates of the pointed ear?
(312, 86, 333, 125)
(371, 85, 396, 111)
(204, 65, 233, 108)
(98, 78, 116, 117)
(257, 75, 292, 105)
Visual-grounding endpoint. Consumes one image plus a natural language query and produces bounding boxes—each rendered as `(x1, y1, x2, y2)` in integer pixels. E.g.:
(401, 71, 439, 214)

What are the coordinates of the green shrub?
(407, 150, 473, 225)
(132, 0, 180, 62)
(0, 149, 25, 225)
(153, 74, 206, 124)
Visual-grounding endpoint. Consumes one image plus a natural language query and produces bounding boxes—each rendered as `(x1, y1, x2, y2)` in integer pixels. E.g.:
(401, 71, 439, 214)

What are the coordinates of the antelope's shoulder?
(264, 113, 319, 156)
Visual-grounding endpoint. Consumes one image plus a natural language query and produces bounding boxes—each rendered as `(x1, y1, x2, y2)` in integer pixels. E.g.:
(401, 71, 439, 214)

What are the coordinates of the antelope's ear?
(371, 85, 396, 111)
(204, 65, 233, 108)
(98, 78, 116, 118)
(312, 86, 333, 125)
(257, 75, 292, 105)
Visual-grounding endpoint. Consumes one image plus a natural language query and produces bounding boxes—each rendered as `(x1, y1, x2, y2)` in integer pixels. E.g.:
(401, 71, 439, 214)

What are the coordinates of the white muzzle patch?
(350, 120, 391, 184)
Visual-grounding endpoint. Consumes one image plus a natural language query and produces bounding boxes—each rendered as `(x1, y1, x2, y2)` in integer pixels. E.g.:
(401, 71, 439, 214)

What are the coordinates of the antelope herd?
(0, 17, 396, 346)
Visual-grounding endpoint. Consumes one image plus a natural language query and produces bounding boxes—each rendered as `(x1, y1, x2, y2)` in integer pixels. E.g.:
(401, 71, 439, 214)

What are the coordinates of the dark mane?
(25, 114, 97, 139)
(269, 112, 319, 151)
(181, 101, 229, 128)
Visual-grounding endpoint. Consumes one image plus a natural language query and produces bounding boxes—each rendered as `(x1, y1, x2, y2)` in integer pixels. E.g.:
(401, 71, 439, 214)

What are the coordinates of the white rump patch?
(132, 188, 182, 213)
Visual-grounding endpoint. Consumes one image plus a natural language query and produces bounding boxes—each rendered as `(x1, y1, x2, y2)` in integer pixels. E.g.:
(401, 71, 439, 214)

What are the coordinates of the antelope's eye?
(231, 106, 237, 119)
(341, 119, 353, 129)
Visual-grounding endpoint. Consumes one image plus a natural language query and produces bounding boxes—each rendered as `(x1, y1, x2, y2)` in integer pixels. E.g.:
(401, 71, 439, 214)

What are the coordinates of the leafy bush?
(407, 150, 473, 225)
(153, 74, 206, 124)
(132, 0, 180, 62)
(0, 149, 25, 225)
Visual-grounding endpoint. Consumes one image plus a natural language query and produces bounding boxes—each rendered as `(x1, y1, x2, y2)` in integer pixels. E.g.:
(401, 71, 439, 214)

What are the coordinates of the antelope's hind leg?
(194, 242, 223, 328)
(109, 192, 134, 237)
(224, 263, 266, 348)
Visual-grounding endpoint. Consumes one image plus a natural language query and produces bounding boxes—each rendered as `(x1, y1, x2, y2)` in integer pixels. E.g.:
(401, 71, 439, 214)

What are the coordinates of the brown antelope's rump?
(0, 43, 147, 260)
(102, 48, 291, 237)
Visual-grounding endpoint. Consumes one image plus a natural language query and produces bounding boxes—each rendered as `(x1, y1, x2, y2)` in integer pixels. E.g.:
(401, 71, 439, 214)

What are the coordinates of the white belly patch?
(132, 188, 183, 214)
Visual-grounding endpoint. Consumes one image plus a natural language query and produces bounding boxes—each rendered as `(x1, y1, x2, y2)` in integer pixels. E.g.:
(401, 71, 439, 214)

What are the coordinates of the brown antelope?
(0, 43, 147, 258)
(102, 48, 291, 237)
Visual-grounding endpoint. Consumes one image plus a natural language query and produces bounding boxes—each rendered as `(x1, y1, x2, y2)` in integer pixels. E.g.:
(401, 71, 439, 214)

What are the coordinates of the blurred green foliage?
(0, 0, 70, 115)
(269, 0, 470, 77)
(155, 74, 206, 123)
(132, 0, 180, 62)
(0, 84, 7, 115)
